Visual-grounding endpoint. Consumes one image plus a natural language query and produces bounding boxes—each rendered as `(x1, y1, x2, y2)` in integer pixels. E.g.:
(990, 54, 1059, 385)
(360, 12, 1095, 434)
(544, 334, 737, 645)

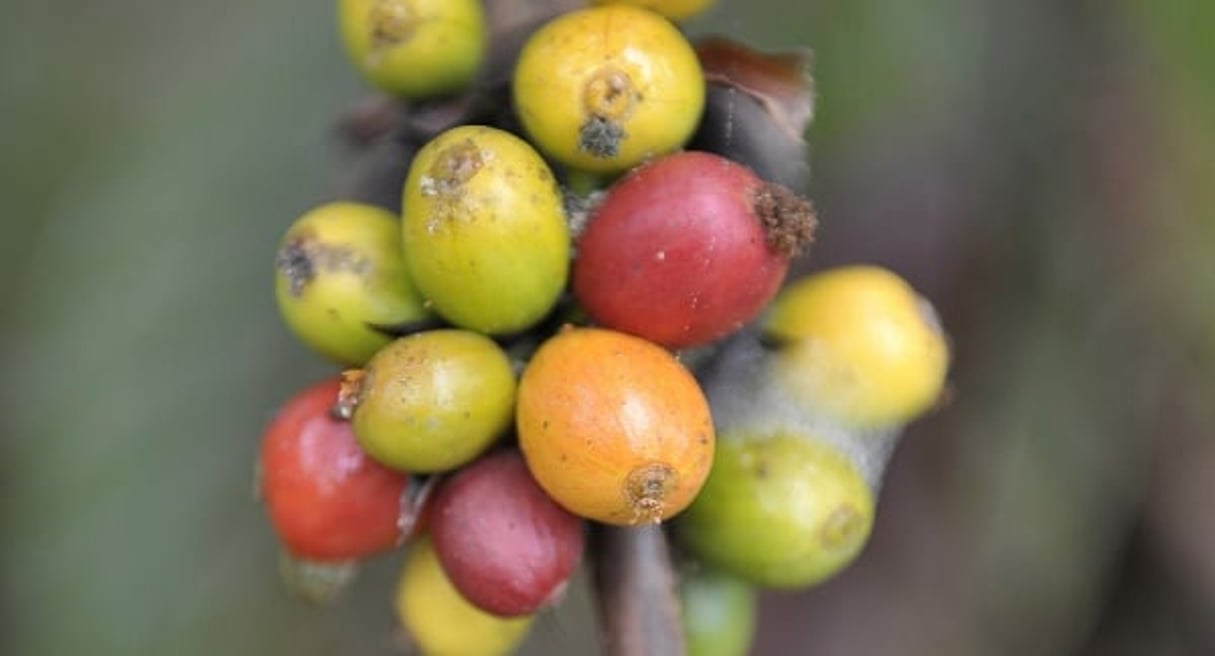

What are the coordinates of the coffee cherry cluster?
(257, 2, 951, 654)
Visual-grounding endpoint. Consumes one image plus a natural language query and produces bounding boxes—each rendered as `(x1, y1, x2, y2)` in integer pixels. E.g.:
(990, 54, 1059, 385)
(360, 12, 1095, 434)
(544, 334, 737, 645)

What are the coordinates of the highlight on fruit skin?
(590, 0, 717, 22)
(274, 202, 431, 366)
(396, 537, 534, 656)
(679, 565, 758, 656)
(512, 5, 706, 173)
(762, 265, 951, 429)
(676, 431, 875, 589)
(402, 125, 571, 335)
(430, 449, 585, 617)
(573, 150, 815, 348)
(339, 329, 517, 473)
(337, 0, 487, 99)
(516, 327, 715, 525)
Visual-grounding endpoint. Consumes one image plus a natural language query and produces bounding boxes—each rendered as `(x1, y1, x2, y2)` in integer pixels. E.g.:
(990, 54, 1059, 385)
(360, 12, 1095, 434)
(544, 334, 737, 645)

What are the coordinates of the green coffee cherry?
(337, 0, 487, 99)
(676, 432, 874, 589)
(274, 202, 431, 366)
(680, 565, 757, 656)
(402, 125, 570, 335)
(339, 330, 516, 473)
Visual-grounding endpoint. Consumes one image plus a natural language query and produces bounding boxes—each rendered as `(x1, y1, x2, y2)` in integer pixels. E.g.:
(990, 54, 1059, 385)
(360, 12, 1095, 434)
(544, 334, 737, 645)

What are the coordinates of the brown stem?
(591, 524, 686, 656)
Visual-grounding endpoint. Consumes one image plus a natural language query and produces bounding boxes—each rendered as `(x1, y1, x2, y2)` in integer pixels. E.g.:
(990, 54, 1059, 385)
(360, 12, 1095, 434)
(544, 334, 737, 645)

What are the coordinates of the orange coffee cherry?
(516, 327, 715, 525)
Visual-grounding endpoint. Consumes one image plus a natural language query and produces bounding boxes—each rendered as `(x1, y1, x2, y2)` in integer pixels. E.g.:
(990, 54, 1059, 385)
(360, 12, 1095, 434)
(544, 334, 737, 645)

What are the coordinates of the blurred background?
(2, 0, 1213, 654)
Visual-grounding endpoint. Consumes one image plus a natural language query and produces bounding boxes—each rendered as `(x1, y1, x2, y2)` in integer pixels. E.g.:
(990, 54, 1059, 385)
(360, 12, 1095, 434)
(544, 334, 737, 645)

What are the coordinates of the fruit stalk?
(591, 524, 686, 656)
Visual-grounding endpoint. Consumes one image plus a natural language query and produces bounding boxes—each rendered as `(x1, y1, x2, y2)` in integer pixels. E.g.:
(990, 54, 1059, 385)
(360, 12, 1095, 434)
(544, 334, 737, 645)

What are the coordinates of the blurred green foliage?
(3, 0, 1213, 655)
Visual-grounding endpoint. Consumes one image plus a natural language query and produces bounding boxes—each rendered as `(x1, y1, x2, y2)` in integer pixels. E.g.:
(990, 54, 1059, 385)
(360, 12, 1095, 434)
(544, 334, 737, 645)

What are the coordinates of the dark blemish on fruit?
(751, 181, 817, 257)
(369, 0, 417, 50)
(755, 460, 769, 479)
(276, 236, 372, 297)
(578, 115, 627, 158)
(276, 240, 314, 296)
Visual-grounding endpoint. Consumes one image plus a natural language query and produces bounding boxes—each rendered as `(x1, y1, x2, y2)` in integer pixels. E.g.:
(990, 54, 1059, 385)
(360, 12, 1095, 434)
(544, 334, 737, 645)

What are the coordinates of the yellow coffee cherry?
(676, 432, 874, 589)
(402, 125, 570, 335)
(396, 537, 534, 656)
(512, 5, 705, 174)
(590, 0, 717, 22)
(337, 0, 486, 99)
(763, 265, 950, 429)
(274, 202, 431, 366)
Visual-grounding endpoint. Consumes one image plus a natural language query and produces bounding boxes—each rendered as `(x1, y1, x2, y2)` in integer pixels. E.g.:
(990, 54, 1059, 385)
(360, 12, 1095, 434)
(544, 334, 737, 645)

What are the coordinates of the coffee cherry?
(680, 566, 757, 656)
(763, 266, 950, 429)
(512, 5, 705, 174)
(402, 125, 570, 335)
(337, 0, 486, 99)
(396, 537, 534, 656)
(340, 330, 516, 473)
(574, 151, 815, 348)
(274, 202, 431, 366)
(591, 0, 717, 21)
(431, 450, 585, 617)
(259, 378, 417, 561)
(676, 432, 874, 589)
(517, 327, 714, 525)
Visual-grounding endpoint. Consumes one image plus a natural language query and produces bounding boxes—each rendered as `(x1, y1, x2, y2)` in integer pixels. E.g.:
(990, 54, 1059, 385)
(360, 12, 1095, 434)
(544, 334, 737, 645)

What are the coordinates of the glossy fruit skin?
(590, 0, 717, 21)
(680, 566, 757, 656)
(338, 0, 486, 99)
(396, 537, 534, 656)
(431, 450, 585, 617)
(259, 378, 412, 561)
(402, 125, 570, 334)
(763, 265, 950, 429)
(274, 202, 431, 366)
(676, 432, 874, 589)
(574, 151, 796, 348)
(517, 327, 715, 525)
(512, 5, 705, 174)
(347, 330, 516, 473)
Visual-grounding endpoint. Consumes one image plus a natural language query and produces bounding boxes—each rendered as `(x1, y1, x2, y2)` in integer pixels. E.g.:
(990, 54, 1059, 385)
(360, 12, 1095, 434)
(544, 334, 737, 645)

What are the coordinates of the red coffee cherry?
(573, 151, 815, 348)
(259, 378, 419, 561)
(430, 450, 585, 617)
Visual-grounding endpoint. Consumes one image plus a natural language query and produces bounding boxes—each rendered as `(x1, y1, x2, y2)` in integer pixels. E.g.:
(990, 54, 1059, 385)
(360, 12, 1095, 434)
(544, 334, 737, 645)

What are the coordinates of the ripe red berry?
(259, 378, 420, 561)
(573, 151, 815, 348)
(430, 450, 585, 617)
